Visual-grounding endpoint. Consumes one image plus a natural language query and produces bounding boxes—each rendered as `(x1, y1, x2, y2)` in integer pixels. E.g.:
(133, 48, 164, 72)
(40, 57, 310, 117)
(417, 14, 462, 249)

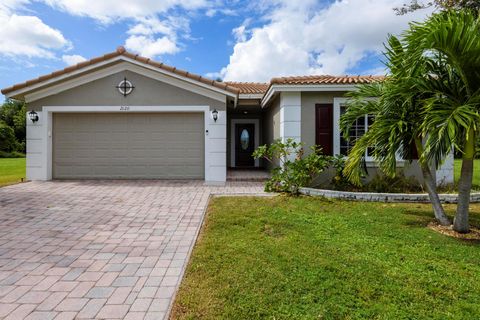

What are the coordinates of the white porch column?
(205, 108, 227, 184)
(26, 111, 48, 180)
(279, 92, 301, 161)
(436, 151, 454, 186)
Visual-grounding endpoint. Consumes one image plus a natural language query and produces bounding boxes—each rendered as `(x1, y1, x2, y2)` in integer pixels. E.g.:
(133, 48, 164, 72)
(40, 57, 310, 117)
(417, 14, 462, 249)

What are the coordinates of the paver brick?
(54, 298, 88, 312)
(97, 304, 130, 319)
(24, 311, 58, 320)
(17, 291, 50, 304)
(4, 303, 36, 320)
(68, 281, 95, 298)
(86, 286, 115, 298)
(49, 281, 78, 292)
(77, 298, 107, 318)
(37, 292, 68, 311)
(0, 303, 19, 318)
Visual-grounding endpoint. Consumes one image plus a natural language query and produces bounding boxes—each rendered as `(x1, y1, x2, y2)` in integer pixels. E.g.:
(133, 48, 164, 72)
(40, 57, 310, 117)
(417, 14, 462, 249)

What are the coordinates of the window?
(240, 129, 250, 150)
(333, 98, 375, 160)
(339, 106, 375, 156)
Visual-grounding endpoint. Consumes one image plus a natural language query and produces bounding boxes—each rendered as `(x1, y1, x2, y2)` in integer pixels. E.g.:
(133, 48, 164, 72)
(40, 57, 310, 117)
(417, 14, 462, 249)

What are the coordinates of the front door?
(235, 123, 255, 167)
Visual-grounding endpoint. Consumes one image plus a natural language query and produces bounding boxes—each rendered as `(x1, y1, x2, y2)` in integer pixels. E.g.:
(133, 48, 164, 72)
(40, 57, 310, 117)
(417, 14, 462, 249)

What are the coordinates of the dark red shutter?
(315, 104, 333, 156)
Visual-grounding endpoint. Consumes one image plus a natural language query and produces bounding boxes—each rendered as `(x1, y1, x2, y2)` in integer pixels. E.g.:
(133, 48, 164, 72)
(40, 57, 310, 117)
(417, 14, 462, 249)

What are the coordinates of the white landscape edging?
(299, 187, 480, 203)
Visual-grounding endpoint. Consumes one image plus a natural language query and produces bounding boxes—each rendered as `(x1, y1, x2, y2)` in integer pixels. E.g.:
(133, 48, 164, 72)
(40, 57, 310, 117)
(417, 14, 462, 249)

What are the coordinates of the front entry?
(235, 123, 255, 167)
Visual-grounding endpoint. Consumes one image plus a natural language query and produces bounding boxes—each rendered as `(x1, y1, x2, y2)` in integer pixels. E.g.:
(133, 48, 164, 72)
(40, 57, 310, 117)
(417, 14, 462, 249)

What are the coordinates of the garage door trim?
(42, 105, 223, 182)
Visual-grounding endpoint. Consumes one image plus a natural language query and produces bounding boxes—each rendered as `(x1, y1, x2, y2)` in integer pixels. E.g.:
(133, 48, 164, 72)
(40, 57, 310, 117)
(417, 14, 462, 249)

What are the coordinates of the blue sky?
(0, 0, 432, 100)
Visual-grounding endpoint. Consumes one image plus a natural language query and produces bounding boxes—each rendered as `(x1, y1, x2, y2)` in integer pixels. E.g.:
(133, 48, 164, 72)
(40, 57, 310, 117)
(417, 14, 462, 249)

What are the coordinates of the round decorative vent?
(116, 77, 134, 97)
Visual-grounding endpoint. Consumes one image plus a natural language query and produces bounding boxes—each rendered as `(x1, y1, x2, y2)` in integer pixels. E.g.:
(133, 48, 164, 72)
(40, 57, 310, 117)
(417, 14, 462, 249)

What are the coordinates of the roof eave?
(260, 83, 359, 107)
(2, 47, 240, 99)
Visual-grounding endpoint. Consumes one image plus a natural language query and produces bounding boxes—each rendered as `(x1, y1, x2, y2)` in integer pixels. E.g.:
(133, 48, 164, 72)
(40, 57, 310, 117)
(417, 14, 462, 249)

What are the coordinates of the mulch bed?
(428, 222, 480, 240)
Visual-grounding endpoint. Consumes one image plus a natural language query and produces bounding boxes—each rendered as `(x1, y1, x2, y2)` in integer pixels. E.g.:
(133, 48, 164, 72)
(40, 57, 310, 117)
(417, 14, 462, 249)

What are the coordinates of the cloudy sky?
(0, 0, 433, 98)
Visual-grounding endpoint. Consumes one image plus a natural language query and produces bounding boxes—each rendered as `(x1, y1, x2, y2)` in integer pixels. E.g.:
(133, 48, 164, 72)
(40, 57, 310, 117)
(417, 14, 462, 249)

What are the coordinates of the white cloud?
(42, 0, 214, 59)
(232, 19, 251, 42)
(221, 0, 435, 82)
(124, 16, 188, 58)
(204, 71, 222, 80)
(43, 0, 210, 24)
(62, 54, 87, 65)
(0, 11, 70, 59)
(125, 35, 180, 57)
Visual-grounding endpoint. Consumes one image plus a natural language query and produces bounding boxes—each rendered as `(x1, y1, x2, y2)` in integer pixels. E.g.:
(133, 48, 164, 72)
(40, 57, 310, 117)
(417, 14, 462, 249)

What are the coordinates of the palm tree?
(405, 10, 480, 232)
(340, 35, 451, 226)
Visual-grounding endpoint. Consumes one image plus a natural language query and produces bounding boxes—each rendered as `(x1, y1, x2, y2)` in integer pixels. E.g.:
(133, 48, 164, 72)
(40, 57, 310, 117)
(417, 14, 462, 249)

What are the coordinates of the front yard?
(171, 196, 480, 319)
(0, 158, 26, 187)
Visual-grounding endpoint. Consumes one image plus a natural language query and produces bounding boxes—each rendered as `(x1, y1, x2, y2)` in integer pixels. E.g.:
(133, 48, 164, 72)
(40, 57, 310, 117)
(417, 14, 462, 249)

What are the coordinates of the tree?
(0, 121, 16, 152)
(0, 99, 26, 153)
(343, 10, 480, 233)
(13, 104, 26, 152)
(340, 35, 451, 226)
(395, 0, 480, 15)
(405, 10, 480, 232)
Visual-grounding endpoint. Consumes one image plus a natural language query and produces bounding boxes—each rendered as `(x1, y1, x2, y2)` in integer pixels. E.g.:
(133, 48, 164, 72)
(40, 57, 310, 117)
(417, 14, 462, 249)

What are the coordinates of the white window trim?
(230, 118, 260, 168)
(41, 105, 226, 183)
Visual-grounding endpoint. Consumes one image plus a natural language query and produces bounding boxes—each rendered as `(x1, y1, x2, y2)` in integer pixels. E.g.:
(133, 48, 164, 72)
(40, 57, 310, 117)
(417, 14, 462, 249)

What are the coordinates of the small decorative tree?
(253, 138, 332, 195)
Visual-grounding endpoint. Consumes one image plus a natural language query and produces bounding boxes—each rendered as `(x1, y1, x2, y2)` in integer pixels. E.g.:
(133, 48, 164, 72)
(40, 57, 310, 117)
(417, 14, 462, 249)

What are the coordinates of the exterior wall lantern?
(212, 109, 219, 122)
(28, 110, 39, 123)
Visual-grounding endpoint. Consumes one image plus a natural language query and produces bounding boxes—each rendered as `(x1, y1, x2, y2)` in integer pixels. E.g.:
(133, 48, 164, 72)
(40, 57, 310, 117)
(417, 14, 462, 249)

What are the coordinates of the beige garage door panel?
(53, 113, 204, 179)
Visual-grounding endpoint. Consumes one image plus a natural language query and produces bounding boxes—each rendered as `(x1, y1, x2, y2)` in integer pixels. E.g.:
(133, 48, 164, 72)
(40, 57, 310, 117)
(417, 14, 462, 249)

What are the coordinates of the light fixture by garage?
(28, 110, 39, 123)
(212, 109, 219, 122)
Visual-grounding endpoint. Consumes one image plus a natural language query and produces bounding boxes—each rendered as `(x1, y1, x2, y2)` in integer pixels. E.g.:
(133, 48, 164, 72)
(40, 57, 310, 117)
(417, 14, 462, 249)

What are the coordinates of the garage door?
(53, 113, 204, 179)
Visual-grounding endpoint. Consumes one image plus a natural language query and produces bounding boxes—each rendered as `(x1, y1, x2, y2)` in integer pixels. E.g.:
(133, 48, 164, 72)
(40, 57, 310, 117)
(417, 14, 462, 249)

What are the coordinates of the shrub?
(0, 151, 26, 158)
(329, 155, 356, 190)
(328, 154, 424, 193)
(0, 121, 16, 152)
(365, 173, 424, 193)
(253, 139, 332, 195)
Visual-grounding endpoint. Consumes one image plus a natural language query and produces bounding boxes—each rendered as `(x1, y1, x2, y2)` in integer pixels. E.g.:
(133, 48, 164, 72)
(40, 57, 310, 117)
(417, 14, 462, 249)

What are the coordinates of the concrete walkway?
(0, 180, 266, 319)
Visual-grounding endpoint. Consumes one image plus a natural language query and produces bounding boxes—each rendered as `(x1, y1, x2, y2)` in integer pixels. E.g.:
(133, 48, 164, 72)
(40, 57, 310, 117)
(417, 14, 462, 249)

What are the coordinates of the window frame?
(333, 97, 375, 163)
(333, 97, 404, 165)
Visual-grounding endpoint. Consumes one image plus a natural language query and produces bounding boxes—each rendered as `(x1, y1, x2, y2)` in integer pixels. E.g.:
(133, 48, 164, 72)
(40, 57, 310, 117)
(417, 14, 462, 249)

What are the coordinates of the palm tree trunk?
(420, 164, 451, 225)
(453, 128, 476, 233)
(415, 139, 451, 225)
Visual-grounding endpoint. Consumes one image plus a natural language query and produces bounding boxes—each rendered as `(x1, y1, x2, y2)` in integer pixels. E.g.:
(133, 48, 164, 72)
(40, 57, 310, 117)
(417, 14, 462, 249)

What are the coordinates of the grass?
(454, 159, 480, 190)
(0, 158, 26, 187)
(171, 196, 480, 320)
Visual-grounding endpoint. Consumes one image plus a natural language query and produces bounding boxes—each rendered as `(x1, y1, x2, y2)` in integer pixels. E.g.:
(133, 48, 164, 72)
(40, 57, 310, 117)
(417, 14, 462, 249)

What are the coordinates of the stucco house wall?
(262, 95, 281, 169)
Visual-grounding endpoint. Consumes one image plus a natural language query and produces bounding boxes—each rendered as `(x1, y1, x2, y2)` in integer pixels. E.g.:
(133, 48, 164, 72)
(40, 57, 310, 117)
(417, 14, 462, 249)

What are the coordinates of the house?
(1, 47, 453, 185)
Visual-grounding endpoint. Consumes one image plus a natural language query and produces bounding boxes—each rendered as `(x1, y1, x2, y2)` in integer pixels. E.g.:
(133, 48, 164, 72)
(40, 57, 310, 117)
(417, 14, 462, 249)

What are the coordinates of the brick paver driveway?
(0, 180, 266, 320)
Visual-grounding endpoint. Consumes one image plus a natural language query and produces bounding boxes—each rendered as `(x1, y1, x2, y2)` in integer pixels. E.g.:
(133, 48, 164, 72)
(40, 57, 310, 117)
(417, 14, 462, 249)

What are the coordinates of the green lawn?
(172, 196, 480, 320)
(0, 158, 26, 187)
(454, 159, 480, 190)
